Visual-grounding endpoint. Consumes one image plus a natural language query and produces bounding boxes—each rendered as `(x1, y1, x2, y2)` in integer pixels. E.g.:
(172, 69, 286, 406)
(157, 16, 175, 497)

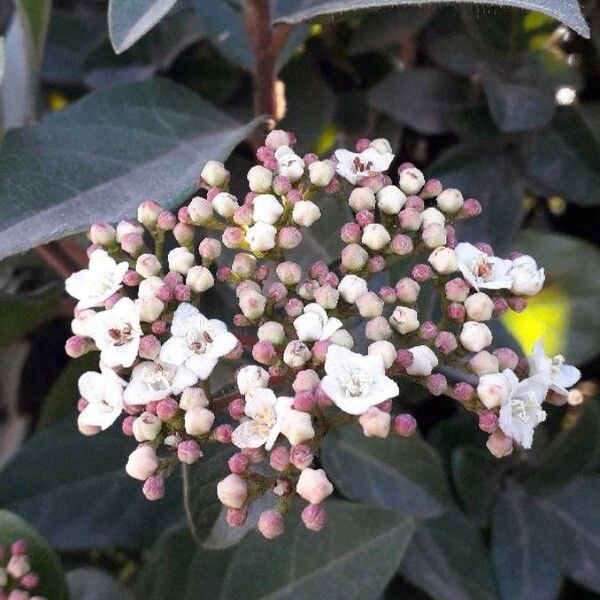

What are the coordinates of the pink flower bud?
(420, 178, 443, 199)
(394, 413, 417, 437)
(368, 255, 386, 273)
(420, 321, 438, 340)
(396, 349, 414, 370)
(509, 297, 527, 313)
(454, 382, 475, 403)
(278, 226, 302, 250)
(293, 391, 316, 412)
(89, 222, 116, 245)
(188, 196, 214, 224)
(313, 284, 339, 309)
(217, 474, 248, 508)
(116, 219, 143, 242)
(276, 261, 302, 285)
(228, 452, 249, 474)
(422, 223, 447, 249)
(341, 243, 368, 271)
(315, 386, 332, 408)
(287, 189, 303, 204)
(365, 316, 392, 341)
(340, 222, 361, 243)
(178, 206, 192, 224)
(163, 271, 183, 288)
(398, 207, 422, 231)
(157, 210, 177, 231)
(132, 412, 162, 442)
(312, 340, 330, 363)
(486, 430, 513, 458)
(285, 298, 303, 318)
(214, 424, 234, 444)
(227, 507, 247, 527)
(11, 540, 27, 556)
(412, 263, 432, 282)
(143, 476, 165, 501)
(258, 510, 284, 539)
(390, 234, 413, 255)
(301, 504, 326, 531)
(395, 278, 420, 304)
(20, 571, 39, 590)
(222, 227, 245, 249)
(378, 286, 396, 304)
(355, 209, 375, 227)
(267, 282, 287, 302)
(479, 411, 498, 433)
(290, 444, 314, 469)
(252, 340, 278, 365)
(447, 302, 466, 321)
(151, 320, 166, 335)
(273, 175, 292, 195)
(359, 407, 391, 438)
(469, 350, 499, 376)
(177, 440, 203, 464)
(269, 446, 290, 471)
(173, 222, 194, 247)
(293, 369, 320, 393)
(228, 398, 246, 421)
(475, 242, 493, 256)
(139, 334, 161, 360)
(122, 416, 135, 436)
(7, 555, 30, 579)
(184, 407, 215, 436)
(461, 198, 482, 217)
(493, 347, 519, 370)
(434, 331, 458, 354)
(136, 253, 162, 279)
(65, 335, 89, 358)
(356, 138, 370, 152)
(257, 145, 274, 162)
(173, 284, 191, 302)
(120, 232, 144, 256)
(426, 373, 447, 396)
(460, 321, 493, 352)
(156, 397, 178, 420)
(265, 129, 292, 149)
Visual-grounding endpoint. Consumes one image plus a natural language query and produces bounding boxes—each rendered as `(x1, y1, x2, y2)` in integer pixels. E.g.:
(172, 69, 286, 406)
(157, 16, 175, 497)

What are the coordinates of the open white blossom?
(275, 145, 305, 182)
(509, 255, 545, 296)
(334, 147, 394, 185)
(231, 388, 313, 449)
(321, 345, 399, 415)
(87, 297, 142, 368)
(527, 338, 580, 396)
(455, 242, 512, 291)
(123, 360, 197, 405)
(293, 303, 342, 343)
(498, 371, 549, 449)
(77, 369, 125, 430)
(159, 303, 238, 380)
(65, 249, 128, 309)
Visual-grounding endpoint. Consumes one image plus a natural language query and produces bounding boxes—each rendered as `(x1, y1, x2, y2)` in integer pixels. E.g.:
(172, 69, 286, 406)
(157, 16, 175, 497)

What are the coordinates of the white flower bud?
(313, 284, 339, 310)
(132, 412, 162, 442)
(7, 555, 30, 579)
(167, 247, 195, 274)
(428, 247, 458, 274)
(201, 160, 229, 187)
(421, 207, 446, 228)
(136, 253, 162, 278)
(329, 329, 354, 349)
(368, 340, 396, 369)
(292, 200, 321, 227)
(283, 340, 312, 368)
(275, 146, 305, 181)
(436, 188, 464, 213)
(238, 290, 267, 320)
(296, 468, 333, 504)
(246, 222, 277, 252)
(180, 387, 209, 410)
(247, 165, 273, 193)
(126, 444, 159, 480)
(135, 297, 164, 322)
(265, 129, 290, 149)
(460, 321, 493, 352)
(406, 345, 439, 376)
(231, 253, 257, 278)
(186, 265, 215, 293)
(308, 160, 335, 187)
(348, 187, 376, 211)
(217, 474, 248, 508)
(422, 223, 447, 249)
(377, 185, 406, 214)
(477, 371, 512, 408)
(389, 306, 419, 334)
(276, 261, 302, 285)
(359, 407, 391, 438)
(399, 167, 425, 195)
(338, 274, 368, 304)
(469, 350, 499, 376)
(258, 321, 286, 345)
(212, 192, 238, 219)
(362, 223, 391, 251)
(237, 365, 269, 394)
(464, 292, 494, 321)
(253, 194, 283, 225)
(280, 410, 315, 446)
(188, 196, 214, 224)
(184, 407, 215, 436)
(138, 275, 163, 298)
(355, 291, 384, 318)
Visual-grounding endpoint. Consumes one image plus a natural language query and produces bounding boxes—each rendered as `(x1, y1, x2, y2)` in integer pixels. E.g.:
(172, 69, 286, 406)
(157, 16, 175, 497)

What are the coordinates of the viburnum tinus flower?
(63, 128, 582, 540)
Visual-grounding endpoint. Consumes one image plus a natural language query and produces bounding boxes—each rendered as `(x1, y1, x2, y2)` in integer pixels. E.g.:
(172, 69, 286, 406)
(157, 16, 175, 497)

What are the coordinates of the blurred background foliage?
(0, 1, 600, 599)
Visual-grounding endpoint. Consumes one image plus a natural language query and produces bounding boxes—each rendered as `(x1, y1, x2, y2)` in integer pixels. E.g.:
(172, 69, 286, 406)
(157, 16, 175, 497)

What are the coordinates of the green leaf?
(108, 0, 179, 54)
(138, 500, 415, 600)
(321, 426, 450, 518)
(429, 145, 524, 251)
(520, 104, 600, 206)
(273, 0, 590, 38)
(513, 230, 600, 364)
(0, 78, 260, 260)
(0, 509, 70, 600)
(0, 416, 183, 550)
(369, 67, 469, 136)
(401, 507, 498, 600)
(523, 399, 600, 491)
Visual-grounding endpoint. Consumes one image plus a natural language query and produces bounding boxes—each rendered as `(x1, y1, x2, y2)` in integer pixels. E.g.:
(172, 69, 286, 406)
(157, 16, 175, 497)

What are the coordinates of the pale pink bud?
(368, 340, 396, 369)
(469, 351, 499, 376)
(176, 440, 202, 465)
(390, 233, 413, 255)
(434, 331, 458, 354)
(265, 129, 292, 149)
(247, 165, 273, 192)
(356, 292, 384, 318)
(89, 222, 116, 245)
(290, 444, 314, 469)
(395, 278, 420, 303)
(399, 167, 425, 195)
(412, 263, 432, 282)
(356, 138, 370, 151)
(157, 210, 176, 231)
(420, 178, 443, 199)
(120, 232, 144, 256)
(122, 416, 135, 436)
(135, 254, 161, 279)
(293, 390, 316, 412)
(278, 226, 302, 249)
(132, 412, 162, 442)
(359, 407, 391, 438)
(492, 297, 509, 316)
(65, 335, 89, 358)
(188, 196, 214, 224)
(116, 219, 143, 242)
(419, 321, 438, 340)
(217, 474, 247, 508)
(368, 255, 386, 273)
(184, 407, 215, 436)
(173, 222, 194, 247)
(509, 297, 527, 313)
(257, 321, 285, 345)
(273, 175, 292, 195)
(348, 187, 376, 211)
(201, 160, 229, 187)
(257, 145, 274, 162)
(454, 382, 475, 403)
(378, 286, 396, 304)
(422, 223, 447, 249)
(340, 222, 361, 243)
(486, 430, 513, 458)
(464, 292, 494, 321)
(227, 508, 247, 527)
(156, 398, 178, 421)
(151, 320, 166, 335)
(296, 468, 333, 504)
(258, 510, 284, 539)
(479, 411, 498, 433)
(139, 334, 161, 360)
(394, 413, 417, 436)
(276, 261, 302, 285)
(398, 207, 422, 230)
(493, 348, 519, 371)
(178, 206, 192, 224)
(365, 316, 392, 341)
(426, 373, 447, 396)
(461, 198, 482, 217)
(142, 476, 165, 501)
(228, 452, 249, 474)
(126, 444, 159, 480)
(20, 571, 39, 590)
(214, 424, 234, 444)
(238, 290, 267, 320)
(252, 340, 277, 365)
(172, 284, 191, 303)
(389, 306, 419, 334)
(270, 446, 290, 471)
(313, 284, 339, 309)
(341, 243, 368, 271)
(301, 504, 326, 531)
(267, 281, 287, 303)
(436, 188, 464, 213)
(285, 298, 304, 318)
(6, 555, 30, 579)
(355, 209, 374, 227)
(362, 223, 390, 251)
(287, 189, 303, 203)
(186, 265, 214, 293)
(477, 373, 511, 409)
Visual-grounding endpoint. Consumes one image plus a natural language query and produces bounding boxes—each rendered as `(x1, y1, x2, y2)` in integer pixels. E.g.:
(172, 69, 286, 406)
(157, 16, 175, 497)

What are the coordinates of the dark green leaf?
(0, 509, 70, 600)
(67, 567, 132, 600)
(321, 425, 450, 518)
(401, 507, 497, 600)
(0, 79, 260, 260)
(138, 500, 415, 600)
(108, 0, 179, 54)
(274, 0, 590, 38)
(0, 416, 183, 550)
(520, 104, 600, 206)
(369, 68, 469, 135)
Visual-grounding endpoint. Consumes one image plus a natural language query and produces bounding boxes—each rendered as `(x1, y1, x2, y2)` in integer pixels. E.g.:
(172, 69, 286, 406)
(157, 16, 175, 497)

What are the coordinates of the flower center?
(471, 256, 493, 280)
(249, 405, 277, 438)
(186, 329, 213, 354)
(352, 157, 374, 173)
(142, 365, 172, 392)
(340, 369, 371, 398)
(511, 391, 547, 423)
(108, 322, 133, 346)
(550, 355, 565, 376)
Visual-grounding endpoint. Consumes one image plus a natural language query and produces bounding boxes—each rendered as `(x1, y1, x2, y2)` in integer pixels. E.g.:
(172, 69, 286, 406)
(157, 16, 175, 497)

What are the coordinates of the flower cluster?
(65, 130, 581, 539)
(0, 540, 47, 600)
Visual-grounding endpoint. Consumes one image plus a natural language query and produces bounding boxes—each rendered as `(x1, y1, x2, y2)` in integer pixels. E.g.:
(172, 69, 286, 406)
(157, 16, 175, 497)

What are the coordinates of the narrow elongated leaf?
(137, 501, 415, 600)
(0, 416, 183, 550)
(108, 0, 179, 54)
(321, 426, 450, 519)
(0, 510, 70, 600)
(0, 78, 260, 260)
(273, 0, 590, 38)
(401, 507, 498, 600)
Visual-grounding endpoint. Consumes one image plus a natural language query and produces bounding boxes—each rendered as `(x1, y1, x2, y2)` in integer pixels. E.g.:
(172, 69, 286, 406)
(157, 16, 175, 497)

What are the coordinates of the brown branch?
(57, 239, 88, 269)
(35, 243, 75, 279)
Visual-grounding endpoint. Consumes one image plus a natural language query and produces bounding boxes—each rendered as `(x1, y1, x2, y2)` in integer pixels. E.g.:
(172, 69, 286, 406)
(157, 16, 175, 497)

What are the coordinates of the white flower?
(65, 250, 128, 309)
(510, 255, 545, 296)
(123, 360, 197, 405)
(237, 365, 270, 395)
(477, 370, 514, 409)
(498, 372, 549, 449)
(246, 222, 277, 252)
(77, 369, 125, 430)
(275, 145, 305, 182)
(159, 303, 238, 380)
(334, 147, 394, 185)
(321, 345, 399, 415)
(253, 194, 284, 225)
(293, 303, 342, 343)
(87, 298, 142, 368)
(455, 242, 512, 291)
(527, 338, 580, 396)
(231, 388, 313, 449)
